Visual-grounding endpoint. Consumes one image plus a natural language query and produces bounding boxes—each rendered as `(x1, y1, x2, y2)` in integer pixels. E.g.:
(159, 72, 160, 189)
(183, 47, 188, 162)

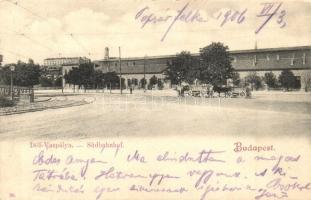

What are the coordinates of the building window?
(276, 54, 280, 61)
(303, 53, 306, 65)
(133, 61, 135, 66)
(266, 54, 270, 61)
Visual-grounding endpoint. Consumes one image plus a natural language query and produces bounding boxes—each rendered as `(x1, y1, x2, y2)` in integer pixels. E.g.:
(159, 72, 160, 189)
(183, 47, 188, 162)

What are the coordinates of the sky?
(0, 0, 310, 64)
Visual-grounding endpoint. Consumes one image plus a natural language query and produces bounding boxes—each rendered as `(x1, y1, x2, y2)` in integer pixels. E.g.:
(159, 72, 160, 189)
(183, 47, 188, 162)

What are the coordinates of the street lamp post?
(10, 65, 15, 101)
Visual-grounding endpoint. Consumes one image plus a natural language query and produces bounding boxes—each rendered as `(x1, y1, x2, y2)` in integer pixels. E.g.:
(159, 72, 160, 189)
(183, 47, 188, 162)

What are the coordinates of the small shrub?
(0, 96, 15, 107)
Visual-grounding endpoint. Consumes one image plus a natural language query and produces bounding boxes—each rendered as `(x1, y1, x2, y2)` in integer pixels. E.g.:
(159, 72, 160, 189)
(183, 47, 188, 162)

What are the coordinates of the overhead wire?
(5, 28, 54, 52)
(5, 0, 47, 21)
(0, 47, 30, 60)
(2, 0, 92, 57)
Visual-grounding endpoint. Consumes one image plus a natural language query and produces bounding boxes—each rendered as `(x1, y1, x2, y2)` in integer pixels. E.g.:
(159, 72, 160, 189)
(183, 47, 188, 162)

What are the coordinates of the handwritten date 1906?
(135, 2, 287, 41)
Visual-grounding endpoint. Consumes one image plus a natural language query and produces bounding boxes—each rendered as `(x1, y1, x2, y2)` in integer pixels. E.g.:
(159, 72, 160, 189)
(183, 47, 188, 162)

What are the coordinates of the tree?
(64, 63, 102, 92)
(0, 67, 11, 85)
(302, 72, 311, 92)
(103, 72, 119, 90)
(165, 51, 198, 85)
(39, 76, 53, 87)
(199, 42, 234, 86)
(140, 78, 147, 89)
(278, 70, 296, 91)
(0, 59, 40, 87)
(93, 70, 104, 89)
(264, 72, 278, 88)
(65, 67, 81, 92)
(157, 79, 164, 90)
(39, 76, 62, 87)
(232, 72, 241, 86)
(16, 59, 41, 87)
(78, 63, 95, 90)
(54, 77, 62, 87)
(244, 72, 263, 90)
(149, 75, 158, 86)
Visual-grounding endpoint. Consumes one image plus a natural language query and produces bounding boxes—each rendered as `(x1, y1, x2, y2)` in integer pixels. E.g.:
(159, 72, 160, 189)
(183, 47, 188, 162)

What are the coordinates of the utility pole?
(59, 53, 64, 93)
(0, 54, 3, 67)
(93, 62, 96, 92)
(119, 46, 122, 94)
(61, 67, 64, 93)
(61, 76, 64, 93)
(144, 55, 146, 92)
(10, 65, 15, 101)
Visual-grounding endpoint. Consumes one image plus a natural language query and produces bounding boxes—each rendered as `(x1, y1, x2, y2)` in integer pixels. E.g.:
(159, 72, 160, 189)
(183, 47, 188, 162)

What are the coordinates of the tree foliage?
(39, 76, 62, 87)
(165, 43, 234, 86)
(140, 78, 147, 88)
(64, 63, 107, 90)
(278, 70, 297, 91)
(232, 72, 241, 86)
(149, 75, 158, 86)
(302, 72, 311, 92)
(39, 76, 54, 87)
(199, 42, 233, 85)
(0, 59, 40, 87)
(244, 72, 263, 90)
(264, 72, 278, 88)
(103, 72, 120, 88)
(65, 67, 81, 88)
(79, 63, 95, 88)
(165, 51, 198, 85)
(157, 79, 164, 90)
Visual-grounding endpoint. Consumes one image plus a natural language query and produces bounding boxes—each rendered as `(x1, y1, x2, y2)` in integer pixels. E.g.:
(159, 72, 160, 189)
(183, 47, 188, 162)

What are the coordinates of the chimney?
(104, 47, 109, 59)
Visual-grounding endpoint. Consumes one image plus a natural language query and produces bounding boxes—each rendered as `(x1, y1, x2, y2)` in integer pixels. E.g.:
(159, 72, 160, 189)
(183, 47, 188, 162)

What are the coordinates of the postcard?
(0, 0, 310, 199)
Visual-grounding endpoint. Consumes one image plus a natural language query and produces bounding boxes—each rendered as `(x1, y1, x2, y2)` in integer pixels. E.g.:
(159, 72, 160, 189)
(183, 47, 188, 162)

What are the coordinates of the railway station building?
(94, 46, 311, 90)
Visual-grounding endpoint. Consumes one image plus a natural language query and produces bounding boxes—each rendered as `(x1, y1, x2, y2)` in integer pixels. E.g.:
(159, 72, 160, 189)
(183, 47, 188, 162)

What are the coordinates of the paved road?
(1, 93, 311, 140)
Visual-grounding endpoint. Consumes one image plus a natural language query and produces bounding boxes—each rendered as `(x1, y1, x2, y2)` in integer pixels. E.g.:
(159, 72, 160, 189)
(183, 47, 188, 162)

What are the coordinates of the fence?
(0, 85, 34, 102)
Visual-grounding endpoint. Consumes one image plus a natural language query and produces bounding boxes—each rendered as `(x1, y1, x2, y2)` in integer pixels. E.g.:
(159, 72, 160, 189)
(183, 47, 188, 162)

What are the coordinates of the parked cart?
(231, 87, 246, 98)
(184, 84, 214, 97)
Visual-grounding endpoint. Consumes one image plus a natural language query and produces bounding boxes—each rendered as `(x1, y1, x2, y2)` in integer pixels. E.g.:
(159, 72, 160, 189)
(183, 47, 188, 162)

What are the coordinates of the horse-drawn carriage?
(182, 84, 246, 98)
(212, 85, 246, 98)
(184, 84, 214, 97)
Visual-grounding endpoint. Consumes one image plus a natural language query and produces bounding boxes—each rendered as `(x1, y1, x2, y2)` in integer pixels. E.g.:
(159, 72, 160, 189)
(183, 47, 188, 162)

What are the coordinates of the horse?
(213, 85, 232, 97)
